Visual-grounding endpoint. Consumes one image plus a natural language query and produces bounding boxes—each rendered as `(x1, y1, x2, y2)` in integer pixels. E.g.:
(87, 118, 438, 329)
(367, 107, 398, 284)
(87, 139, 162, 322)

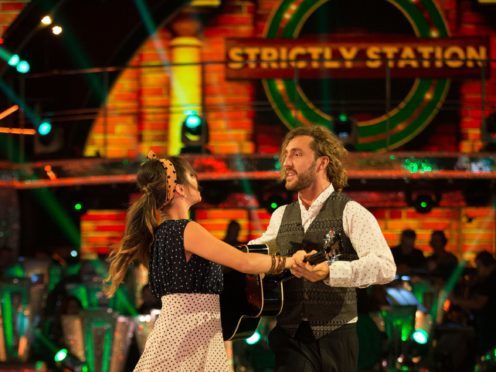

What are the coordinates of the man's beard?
(284, 161, 317, 191)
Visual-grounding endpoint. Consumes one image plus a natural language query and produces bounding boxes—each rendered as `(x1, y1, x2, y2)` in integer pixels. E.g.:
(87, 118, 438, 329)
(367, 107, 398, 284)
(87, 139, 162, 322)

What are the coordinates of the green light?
(270, 202, 278, 210)
(35, 361, 45, 370)
(54, 348, 68, 362)
(420, 201, 428, 208)
(16, 60, 30, 74)
(8, 54, 19, 66)
(184, 111, 202, 129)
(338, 113, 348, 122)
(412, 329, 429, 345)
(74, 202, 82, 211)
(38, 121, 52, 136)
(245, 331, 261, 345)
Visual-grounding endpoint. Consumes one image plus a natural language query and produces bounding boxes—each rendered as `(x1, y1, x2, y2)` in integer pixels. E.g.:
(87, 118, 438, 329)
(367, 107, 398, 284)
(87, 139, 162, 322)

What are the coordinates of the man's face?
(282, 135, 318, 192)
(429, 234, 445, 252)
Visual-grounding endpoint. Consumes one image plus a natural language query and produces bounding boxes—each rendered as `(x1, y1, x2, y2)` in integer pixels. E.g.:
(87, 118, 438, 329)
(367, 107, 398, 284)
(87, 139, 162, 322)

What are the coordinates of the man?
(452, 251, 496, 357)
(250, 126, 396, 371)
(391, 229, 427, 275)
(426, 230, 458, 280)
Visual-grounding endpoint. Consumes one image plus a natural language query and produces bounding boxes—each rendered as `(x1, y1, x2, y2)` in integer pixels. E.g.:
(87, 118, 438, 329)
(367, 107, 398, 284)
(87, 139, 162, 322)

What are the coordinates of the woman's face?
(185, 172, 202, 206)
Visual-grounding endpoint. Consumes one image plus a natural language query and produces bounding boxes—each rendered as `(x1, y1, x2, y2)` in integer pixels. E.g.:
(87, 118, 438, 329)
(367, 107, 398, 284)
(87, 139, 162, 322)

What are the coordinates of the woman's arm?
(184, 221, 293, 274)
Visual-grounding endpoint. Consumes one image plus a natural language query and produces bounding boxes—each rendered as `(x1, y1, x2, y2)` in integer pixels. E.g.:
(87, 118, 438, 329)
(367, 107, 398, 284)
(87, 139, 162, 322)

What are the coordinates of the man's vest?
(274, 192, 358, 339)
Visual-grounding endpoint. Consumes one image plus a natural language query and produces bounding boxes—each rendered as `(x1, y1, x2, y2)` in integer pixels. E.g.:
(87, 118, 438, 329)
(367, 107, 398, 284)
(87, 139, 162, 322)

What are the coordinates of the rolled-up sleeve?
(328, 201, 396, 288)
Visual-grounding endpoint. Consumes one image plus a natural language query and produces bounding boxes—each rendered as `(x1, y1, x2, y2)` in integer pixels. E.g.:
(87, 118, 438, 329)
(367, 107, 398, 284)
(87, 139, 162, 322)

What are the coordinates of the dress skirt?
(134, 293, 230, 372)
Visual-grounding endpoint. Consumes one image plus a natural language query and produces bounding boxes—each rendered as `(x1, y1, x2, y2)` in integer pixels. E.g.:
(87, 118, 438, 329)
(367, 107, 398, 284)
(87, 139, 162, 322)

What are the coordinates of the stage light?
(181, 111, 209, 154)
(331, 114, 358, 151)
(16, 60, 30, 73)
(245, 330, 261, 345)
(7, 53, 19, 66)
(412, 329, 429, 345)
(35, 121, 63, 155)
(54, 348, 68, 363)
(37, 120, 52, 136)
(52, 25, 63, 35)
(41, 15, 52, 25)
(413, 194, 435, 213)
(406, 191, 441, 214)
(265, 194, 285, 213)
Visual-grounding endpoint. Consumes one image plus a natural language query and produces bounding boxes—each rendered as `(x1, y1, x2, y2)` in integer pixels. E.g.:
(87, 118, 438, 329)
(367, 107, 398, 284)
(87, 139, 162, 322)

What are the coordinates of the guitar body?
(220, 244, 284, 341)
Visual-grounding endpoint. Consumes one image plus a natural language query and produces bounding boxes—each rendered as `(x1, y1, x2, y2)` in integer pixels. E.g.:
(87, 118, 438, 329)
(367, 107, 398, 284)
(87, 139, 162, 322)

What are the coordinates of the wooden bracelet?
(274, 255, 286, 274)
(267, 254, 277, 274)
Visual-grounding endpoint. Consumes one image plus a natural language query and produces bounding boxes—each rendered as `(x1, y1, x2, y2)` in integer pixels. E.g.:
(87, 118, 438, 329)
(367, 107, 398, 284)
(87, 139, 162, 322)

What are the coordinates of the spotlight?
(180, 111, 209, 154)
(54, 348, 68, 363)
(414, 194, 435, 213)
(54, 347, 85, 370)
(245, 330, 261, 345)
(330, 113, 358, 151)
(265, 194, 285, 213)
(51, 25, 63, 35)
(16, 60, 30, 74)
(405, 191, 441, 214)
(7, 53, 20, 66)
(41, 15, 52, 26)
(34, 120, 63, 155)
(37, 120, 52, 136)
(412, 329, 429, 345)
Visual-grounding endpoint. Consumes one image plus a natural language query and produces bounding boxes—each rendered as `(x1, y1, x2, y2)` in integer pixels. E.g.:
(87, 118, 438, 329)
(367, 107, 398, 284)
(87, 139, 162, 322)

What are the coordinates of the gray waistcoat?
(275, 192, 358, 338)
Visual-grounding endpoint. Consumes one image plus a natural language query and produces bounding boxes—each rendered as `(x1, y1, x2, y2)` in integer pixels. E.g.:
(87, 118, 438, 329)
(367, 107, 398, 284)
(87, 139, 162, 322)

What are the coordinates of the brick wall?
(81, 206, 495, 262)
(456, 0, 496, 152)
(0, 1, 26, 37)
(83, 0, 496, 155)
(202, 1, 256, 154)
(85, 29, 172, 158)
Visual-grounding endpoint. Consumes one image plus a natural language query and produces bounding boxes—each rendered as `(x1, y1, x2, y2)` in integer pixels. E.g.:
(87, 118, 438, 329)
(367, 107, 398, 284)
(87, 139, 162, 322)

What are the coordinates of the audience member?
(427, 230, 458, 280)
(452, 251, 496, 356)
(223, 220, 243, 247)
(391, 229, 427, 275)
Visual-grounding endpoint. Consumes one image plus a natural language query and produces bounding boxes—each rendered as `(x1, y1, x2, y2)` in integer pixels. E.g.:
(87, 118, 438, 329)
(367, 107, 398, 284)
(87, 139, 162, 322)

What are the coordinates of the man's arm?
(248, 205, 286, 245)
(327, 201, 396, 287)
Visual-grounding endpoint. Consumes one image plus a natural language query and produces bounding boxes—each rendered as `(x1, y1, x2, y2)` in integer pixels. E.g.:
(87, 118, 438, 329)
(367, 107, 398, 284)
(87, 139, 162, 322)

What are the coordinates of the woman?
(105, 151, 293, 371)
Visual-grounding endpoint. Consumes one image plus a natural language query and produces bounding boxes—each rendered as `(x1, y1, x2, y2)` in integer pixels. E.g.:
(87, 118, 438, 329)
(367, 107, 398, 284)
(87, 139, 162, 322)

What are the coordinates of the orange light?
(442, 298, 451, 312)
(0, 127, 36, 135)
(44, 165, 58, 180)
(0, 105, 19, 120)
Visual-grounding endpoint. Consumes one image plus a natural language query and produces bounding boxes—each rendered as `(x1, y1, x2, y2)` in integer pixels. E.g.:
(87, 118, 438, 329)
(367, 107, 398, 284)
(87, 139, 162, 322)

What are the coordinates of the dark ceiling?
(0, 0, 188, 161)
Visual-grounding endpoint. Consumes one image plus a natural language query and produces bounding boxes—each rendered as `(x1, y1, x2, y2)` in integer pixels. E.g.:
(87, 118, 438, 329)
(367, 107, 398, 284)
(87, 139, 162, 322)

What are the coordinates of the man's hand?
(290, 250, 330, 282)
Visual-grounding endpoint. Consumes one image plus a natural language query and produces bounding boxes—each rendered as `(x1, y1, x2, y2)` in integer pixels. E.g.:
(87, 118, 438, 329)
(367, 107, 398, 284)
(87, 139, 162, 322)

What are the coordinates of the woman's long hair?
(104, 156, 194, 297)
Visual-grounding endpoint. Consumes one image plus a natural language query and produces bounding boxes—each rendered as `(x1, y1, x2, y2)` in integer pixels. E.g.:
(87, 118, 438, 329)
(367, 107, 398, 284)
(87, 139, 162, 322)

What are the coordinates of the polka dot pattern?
(250, 184, 396, 288)
(134, 293, 230, 372)
(134, 220, 228, 371)
(148, 219, 223, 298)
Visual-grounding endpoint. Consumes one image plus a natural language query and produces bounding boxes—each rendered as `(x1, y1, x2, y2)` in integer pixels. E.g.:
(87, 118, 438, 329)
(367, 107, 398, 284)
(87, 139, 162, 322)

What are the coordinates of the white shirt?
(250, 184, 396, 288)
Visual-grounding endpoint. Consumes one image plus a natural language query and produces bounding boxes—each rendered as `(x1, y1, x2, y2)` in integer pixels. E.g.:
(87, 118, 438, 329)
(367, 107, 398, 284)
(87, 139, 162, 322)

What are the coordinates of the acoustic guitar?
(220, 244, 284, 341)
(221, 232, 342, 341)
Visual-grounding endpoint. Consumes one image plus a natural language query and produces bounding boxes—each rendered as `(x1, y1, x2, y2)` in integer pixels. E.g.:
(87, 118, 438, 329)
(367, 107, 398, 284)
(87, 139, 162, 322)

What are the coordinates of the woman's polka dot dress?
(134, 219, 230, 372)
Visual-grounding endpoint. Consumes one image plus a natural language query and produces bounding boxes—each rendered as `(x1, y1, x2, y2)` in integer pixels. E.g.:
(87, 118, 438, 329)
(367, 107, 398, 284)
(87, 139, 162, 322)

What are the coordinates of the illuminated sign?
(226, 37, 489, 79)
(226, 0, 487, 151)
